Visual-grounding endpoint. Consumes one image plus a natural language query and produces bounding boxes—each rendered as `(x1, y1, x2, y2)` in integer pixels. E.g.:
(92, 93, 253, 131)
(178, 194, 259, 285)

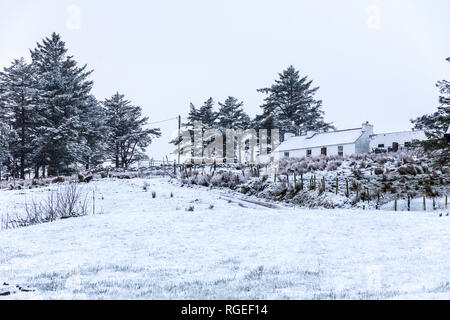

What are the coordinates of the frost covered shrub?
(402, 155, 414, 164)
(196, 174, 210, 187)
(398, 165, 417, 176)
(6, 183, 90, 229)
(352, 168, 363, 179)
(374, 168, 384, 175)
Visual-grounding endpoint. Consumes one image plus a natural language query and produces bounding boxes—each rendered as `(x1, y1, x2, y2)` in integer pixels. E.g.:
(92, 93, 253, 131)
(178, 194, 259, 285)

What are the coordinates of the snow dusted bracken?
(0, 177, 449, 299)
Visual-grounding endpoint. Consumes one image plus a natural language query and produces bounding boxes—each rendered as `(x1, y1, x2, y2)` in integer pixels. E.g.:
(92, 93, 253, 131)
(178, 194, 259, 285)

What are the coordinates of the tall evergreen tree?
(103, 92, 160, 169)
(412, 57, 450, 162)
(0, 96, 11, 179)
(0, 58, 35, 179)
(195, 97, 217, 128)
(79, 95, 109, 169)
(257, 65, 334, 138)
(180, 98, 218, 161)
(216, 97, 251, 162)
(217, 96, 250, 130)
(30, 33, 95, 176)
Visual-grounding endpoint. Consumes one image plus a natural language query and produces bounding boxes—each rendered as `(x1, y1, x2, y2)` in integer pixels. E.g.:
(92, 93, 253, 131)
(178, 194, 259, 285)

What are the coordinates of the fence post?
(394, 196, 397, 212)
(274, 168, 277, 183)
(93, 189, 95, 215)
(346, 179, 349, 197)
(407, 195, 411, 211)
(446, 195, 448, 210)
(294, 172, 297, 190)
(423, 195, 426, 211)
(336, 177, 338, 195)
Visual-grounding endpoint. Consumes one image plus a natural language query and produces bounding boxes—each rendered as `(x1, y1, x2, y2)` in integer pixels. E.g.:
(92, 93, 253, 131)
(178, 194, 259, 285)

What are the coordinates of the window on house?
(378, 144, 385, 148)
(284, 152, 290, 158)
(306, 149, 312, 157)
(321, 147, 327, 156)
(338, 146, 344, 157)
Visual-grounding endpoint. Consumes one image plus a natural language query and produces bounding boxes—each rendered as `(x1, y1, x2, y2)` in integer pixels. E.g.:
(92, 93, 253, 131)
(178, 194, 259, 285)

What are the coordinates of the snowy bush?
(3, 183, 90, 229)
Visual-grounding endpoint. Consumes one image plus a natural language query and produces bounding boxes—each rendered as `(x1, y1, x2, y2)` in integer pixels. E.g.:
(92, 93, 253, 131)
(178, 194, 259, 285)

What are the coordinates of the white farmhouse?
(370, 130, 426, 152)
(276, 123, 374, 158)
(276, 122, 427, 159)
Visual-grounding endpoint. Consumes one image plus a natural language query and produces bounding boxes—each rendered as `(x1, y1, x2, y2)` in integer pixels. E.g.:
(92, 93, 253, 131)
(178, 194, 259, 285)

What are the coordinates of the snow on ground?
(0, 177, 449, 299)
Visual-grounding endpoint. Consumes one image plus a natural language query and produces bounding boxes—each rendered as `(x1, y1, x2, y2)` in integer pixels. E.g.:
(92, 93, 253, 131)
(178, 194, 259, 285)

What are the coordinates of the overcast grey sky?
(1, 0, 449, 159)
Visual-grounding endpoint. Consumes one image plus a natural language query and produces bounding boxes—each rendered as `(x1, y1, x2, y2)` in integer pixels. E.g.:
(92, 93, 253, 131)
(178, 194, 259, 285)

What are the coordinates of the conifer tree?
(257, 65, 334, 138)
(79, 95, 109, 169)
(30, 33, 95, 176)
(217, 96, 250, 130)
(412, 57, 450, 162)
(103, 92, 160, 169)
(0, 58, 35, 179)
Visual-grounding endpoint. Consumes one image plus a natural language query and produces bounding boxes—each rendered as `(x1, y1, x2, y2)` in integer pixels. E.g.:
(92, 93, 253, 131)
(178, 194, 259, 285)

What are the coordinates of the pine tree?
(0, 97, 10, 180)
(412, 57, 450, 162)
(257, 65, 334, 138)
(198, 98, 217, 129)
(103, 92, 161, 169)
(30, 33, 95, 176)
(180, 98, 218, 162)
(217, 96, 251, 162)
(217, 96, 250, 130)
(0, 58, 35, 179)
(79, 95, 109, 169)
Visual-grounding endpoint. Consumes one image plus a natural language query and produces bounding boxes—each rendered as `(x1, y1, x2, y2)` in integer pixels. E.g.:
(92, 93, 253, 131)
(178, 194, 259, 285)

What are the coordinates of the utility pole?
(178, 115, 181, 165)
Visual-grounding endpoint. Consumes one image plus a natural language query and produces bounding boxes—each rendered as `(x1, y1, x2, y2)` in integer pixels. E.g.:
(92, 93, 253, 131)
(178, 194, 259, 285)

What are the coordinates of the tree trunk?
(115, 143, 120, 168)
(20, 155, 25, 180)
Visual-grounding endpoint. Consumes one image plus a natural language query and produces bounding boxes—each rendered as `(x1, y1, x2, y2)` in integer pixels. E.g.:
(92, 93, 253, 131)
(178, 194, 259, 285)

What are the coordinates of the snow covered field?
(0, 177, 449, 299)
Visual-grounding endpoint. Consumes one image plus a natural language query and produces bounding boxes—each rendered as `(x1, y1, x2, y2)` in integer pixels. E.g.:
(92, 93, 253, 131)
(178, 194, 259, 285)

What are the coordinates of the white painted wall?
(280, 144, 355, 158)
(370, 131, 426, 151)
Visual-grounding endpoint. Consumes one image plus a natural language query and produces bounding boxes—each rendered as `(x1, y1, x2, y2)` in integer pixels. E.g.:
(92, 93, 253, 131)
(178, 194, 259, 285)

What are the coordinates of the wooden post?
(286, 174, 289, 187)
(356, 184, 359, 200)
(346, 179, 349, 197)
(294, 172, 297, 190)
(407, 195, 411, 211)
(446, 195, 448, 210)
(336, 177, 339, 195)
(93, 189, 95, 215)
(394, 197, 397, 212)
(423, 195, 426, 211)
(313, 175, 316, 190)
(300, 174, 304, 190)
(177, 115, 181, 165)
(274, 168, 277, 183)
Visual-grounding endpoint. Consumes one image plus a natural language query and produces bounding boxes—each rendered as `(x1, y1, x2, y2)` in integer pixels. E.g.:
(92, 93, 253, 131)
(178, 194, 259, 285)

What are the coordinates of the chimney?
(362, 121, 374, 135)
